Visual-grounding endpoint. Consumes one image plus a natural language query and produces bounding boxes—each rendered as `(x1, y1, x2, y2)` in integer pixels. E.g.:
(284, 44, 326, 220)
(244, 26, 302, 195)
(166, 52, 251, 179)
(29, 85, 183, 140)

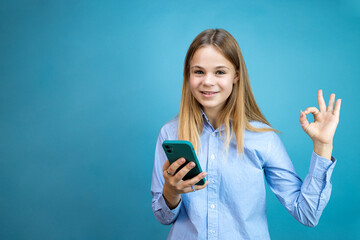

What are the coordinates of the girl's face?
(189, 45, 238, 116)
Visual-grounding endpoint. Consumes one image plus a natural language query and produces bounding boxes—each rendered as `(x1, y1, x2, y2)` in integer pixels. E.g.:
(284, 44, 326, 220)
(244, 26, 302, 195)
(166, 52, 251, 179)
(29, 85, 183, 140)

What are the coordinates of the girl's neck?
(203, 107, 220, 130)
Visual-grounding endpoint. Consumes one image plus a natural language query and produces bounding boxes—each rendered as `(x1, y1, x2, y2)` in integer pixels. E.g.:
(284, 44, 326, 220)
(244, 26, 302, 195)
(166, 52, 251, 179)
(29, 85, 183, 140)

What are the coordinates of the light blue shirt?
(151, 111, 336, 240)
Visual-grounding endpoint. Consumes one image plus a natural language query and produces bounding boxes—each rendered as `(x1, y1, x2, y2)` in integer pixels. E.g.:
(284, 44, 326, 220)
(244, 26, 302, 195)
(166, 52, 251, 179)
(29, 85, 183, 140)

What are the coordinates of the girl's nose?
(203, 74, 215, 86)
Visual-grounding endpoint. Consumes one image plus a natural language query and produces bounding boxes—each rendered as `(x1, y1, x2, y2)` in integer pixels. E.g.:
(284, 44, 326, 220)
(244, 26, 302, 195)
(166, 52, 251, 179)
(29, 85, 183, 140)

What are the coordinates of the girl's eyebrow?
(190, 65, 230, 70)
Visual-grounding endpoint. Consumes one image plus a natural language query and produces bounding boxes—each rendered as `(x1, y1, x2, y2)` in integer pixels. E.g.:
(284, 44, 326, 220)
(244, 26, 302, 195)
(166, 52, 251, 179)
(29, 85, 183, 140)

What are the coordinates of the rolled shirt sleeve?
(264, 132, 336, 227)
(152, 192, 182, 225)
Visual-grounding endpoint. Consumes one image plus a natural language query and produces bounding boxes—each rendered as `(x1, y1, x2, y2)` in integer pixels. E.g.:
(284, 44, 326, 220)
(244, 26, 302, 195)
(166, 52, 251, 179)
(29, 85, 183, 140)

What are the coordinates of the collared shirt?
(151, 111, 336, 240)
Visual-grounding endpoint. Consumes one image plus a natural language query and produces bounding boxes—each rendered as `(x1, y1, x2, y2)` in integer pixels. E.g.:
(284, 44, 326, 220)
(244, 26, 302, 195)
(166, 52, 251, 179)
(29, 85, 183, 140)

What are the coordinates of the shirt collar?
(200, 107, 225, 133)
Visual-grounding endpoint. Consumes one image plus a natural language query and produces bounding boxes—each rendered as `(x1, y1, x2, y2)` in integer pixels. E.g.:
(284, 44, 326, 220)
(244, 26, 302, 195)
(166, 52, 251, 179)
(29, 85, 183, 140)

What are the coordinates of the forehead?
(190, 45, 233, 68)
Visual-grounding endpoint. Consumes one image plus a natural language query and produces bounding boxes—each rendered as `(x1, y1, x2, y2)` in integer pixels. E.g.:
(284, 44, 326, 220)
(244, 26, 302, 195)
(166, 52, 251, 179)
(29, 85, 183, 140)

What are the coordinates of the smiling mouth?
(200, 91, 219, 95)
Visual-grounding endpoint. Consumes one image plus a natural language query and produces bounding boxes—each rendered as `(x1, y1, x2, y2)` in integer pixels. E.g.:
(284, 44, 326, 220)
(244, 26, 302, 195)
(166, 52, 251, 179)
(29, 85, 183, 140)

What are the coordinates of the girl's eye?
(193, 70, 225, 75)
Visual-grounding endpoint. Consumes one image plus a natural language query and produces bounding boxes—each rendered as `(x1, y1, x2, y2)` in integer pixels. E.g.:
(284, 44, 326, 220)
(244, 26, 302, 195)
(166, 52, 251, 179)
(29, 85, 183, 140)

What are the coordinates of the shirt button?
(212, 132, 216, 137)
(210, 154, 215, 160)
(210, 204, 215, 209)
(211, 179, 215, 183)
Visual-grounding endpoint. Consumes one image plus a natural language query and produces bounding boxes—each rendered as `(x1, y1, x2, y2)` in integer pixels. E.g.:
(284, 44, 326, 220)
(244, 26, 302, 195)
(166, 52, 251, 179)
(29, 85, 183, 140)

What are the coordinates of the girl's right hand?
(162, 158, 209, 209)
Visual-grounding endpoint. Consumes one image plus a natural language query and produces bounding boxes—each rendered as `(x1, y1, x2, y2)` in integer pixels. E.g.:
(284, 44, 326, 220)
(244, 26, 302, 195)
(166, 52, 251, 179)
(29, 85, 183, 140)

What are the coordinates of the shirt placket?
(207, 130, 219, 240)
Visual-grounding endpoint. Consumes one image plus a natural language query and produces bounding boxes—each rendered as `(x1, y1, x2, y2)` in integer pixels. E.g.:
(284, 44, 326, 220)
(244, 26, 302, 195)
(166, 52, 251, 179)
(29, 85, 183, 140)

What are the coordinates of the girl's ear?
(233, 71, 239, 84)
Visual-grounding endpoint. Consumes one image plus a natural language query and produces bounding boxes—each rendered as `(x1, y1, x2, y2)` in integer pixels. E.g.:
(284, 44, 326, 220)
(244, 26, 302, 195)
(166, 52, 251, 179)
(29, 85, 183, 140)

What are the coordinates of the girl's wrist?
(162, 187, 181, 210)
(313, 141, 333, 160)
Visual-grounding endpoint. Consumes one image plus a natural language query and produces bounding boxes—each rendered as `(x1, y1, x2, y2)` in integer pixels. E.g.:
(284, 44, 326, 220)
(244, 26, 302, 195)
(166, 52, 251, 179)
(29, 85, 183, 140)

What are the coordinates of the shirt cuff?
(308, 151, 337, 181)
(153, 193, 182, 223)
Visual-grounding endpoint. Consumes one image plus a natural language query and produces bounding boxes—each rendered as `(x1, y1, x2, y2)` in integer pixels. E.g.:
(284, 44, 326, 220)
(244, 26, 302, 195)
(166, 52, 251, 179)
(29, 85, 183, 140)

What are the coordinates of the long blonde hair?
(178, 28, 280, 155)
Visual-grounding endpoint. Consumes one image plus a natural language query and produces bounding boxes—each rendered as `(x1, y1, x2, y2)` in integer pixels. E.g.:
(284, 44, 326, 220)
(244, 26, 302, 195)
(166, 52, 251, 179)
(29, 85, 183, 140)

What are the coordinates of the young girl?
(151, 28, 341, 239)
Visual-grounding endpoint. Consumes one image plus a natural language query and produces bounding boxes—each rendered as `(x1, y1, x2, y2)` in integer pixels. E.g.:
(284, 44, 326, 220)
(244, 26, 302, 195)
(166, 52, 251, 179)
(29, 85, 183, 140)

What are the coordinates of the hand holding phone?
(162, 140, 206, 185)
(161, 140, 209, 209)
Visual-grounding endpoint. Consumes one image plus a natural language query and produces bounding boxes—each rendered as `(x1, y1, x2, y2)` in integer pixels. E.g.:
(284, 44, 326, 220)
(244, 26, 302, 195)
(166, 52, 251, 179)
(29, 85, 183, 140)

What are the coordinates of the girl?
(151, 28, 341, 239)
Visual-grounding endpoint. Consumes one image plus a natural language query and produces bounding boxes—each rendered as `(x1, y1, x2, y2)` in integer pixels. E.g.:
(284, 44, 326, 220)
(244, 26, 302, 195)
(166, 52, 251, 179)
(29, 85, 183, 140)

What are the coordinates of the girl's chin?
(199, 104, 224, 112)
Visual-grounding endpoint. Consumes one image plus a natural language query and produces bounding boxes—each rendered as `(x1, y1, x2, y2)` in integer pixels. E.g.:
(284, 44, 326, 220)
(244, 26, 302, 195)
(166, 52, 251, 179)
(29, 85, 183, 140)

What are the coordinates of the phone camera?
(165, 145, 170, 149)
(167, 150, 172, 153)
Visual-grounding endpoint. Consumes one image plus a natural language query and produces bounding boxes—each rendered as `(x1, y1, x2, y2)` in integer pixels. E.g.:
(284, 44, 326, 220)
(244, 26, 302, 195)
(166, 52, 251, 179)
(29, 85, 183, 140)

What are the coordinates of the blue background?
(1, 0, 359, 239)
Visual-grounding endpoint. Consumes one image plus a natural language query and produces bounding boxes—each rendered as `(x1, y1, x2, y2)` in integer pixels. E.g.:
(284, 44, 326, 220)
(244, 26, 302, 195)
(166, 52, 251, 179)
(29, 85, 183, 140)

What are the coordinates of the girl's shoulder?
(158, 115, 179, 140)
(245, 120, 277, 142)
(244, 121, 279, 160)
(248, 120, 273, 130)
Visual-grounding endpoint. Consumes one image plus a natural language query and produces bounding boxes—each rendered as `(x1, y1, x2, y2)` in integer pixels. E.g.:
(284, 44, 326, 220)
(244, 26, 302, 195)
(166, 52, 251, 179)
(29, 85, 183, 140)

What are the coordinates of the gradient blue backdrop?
(1, 0, 359, 239)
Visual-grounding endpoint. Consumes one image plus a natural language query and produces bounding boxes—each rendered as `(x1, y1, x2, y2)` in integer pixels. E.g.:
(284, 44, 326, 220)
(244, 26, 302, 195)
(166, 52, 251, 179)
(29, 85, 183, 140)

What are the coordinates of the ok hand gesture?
(299, 89, 341, 146)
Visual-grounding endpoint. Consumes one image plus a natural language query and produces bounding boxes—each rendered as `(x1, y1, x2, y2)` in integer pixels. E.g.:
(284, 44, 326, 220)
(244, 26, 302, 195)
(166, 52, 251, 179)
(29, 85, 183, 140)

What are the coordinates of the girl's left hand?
(299, 89, 341, 145)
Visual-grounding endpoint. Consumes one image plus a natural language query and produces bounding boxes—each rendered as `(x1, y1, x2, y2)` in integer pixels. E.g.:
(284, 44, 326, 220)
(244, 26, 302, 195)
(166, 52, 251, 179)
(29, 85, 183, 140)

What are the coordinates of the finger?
(334, 98, 342, 116)
(304, 107, 321, 122)
(327, 93, 335, 111)
(304, 107, 320, 116)
(184, 181, 209, 193)
(166, 158, 186, 176)
(162, 160, 170, 172)
(162, 160, 171, 179)
(174, 161, 196, 182)
(183, 172, 207, 187)
(317, 89, 327, 112)
(299, 110, 309, 127)
(193, 180, 209, 191)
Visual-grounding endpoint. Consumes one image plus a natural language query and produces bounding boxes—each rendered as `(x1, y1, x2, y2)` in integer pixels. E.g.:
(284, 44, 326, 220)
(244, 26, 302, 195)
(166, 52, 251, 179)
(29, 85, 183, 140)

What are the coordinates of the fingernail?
(304, 110, 308, 114)
(201, 172, 207, 177)
(189, 162, 195, 167)
(180, 158, 185, 163)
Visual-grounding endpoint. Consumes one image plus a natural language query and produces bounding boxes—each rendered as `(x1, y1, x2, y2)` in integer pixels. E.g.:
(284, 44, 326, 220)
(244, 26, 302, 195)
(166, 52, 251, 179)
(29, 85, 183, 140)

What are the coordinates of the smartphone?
(162, 140, 205, 185)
